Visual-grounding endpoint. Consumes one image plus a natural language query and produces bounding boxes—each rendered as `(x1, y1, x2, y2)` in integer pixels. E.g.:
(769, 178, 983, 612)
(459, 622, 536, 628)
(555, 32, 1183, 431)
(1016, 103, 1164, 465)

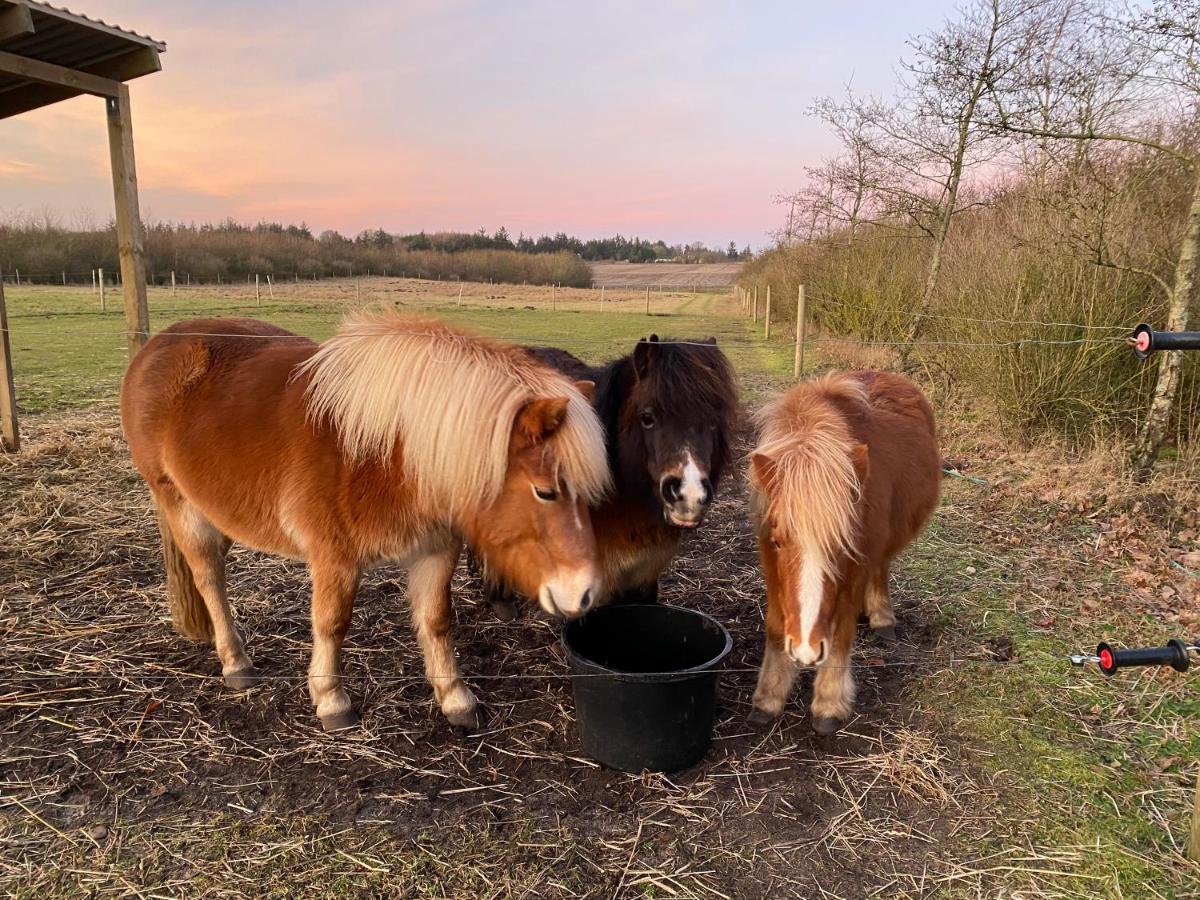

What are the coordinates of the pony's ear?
(633, 338, 658, 379)
(574, 380, 595, 402)
(750, 452, 778, 489)
(514, 397, 569, 447)
(704, 336, 717, 345)
(851, 443, 870, 481)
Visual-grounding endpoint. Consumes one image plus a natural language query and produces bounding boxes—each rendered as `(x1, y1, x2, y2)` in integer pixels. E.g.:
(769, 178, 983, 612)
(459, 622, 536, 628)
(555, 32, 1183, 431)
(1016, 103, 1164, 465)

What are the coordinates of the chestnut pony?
(483, 335, 737, 614)
(748, 371, 939, 734)
(121, 312, 610, 732)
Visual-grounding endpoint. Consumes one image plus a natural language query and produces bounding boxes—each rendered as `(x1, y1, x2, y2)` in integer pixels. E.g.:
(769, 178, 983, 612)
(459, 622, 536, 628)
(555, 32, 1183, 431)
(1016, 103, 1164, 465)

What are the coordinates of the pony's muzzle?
(785, 635, 827, 667)
(538, 569, 598, 619)
(660, 473, 714, 528)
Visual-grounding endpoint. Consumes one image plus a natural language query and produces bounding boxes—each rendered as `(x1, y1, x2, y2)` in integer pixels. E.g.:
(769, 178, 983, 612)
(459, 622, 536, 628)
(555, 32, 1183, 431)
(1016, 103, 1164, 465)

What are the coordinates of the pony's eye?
(639, 411, 655, 429)
(533, 485, 559, 502)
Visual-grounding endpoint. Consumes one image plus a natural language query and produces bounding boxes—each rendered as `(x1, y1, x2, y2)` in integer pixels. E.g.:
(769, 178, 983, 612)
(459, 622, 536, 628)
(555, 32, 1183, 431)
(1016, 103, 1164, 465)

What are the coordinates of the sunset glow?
(1, 0, 957, 247)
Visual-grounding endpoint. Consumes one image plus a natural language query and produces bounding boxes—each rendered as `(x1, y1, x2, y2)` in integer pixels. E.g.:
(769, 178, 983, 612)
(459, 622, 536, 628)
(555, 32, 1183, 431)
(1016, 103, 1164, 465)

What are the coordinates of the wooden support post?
(1191, 768, 1200, 860)
(92, 268, 97, 294)
(267, 275, 274, 300)
(645, 287, 650, 316)
(551, 284, 556, 310)
(355, 279, 361, 303)
(171, 270, 176, 296)
(255, 273, 261, 306)
(753, 285, 758, 323)
(600, 284, 605, 311)
(765, 285, 772, 339)
(187, 272, 191, 287)
(0, 273, 19, 451)
(794, 284, 807, 378)
(106, 86, 149, 359)
(99, 268, 106, 311)
(457, 283, 463, 306)
(62, 271, 66, 286)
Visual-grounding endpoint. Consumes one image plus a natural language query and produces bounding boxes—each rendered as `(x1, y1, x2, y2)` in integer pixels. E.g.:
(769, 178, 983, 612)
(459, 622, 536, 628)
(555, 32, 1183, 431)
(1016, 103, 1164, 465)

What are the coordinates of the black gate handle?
(1132, 324, 1200, 359)
(1096, 638, 1194, 675)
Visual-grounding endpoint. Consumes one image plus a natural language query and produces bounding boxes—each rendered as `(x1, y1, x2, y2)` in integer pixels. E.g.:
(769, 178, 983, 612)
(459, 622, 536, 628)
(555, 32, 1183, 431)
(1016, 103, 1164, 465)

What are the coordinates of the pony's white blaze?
(793, 550, 826, 665)
(679, 451, 706, 506)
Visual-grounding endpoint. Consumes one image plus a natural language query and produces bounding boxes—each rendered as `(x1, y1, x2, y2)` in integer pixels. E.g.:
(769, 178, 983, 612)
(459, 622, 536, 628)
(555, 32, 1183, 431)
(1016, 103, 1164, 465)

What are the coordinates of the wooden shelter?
(0, 1, 164, 450)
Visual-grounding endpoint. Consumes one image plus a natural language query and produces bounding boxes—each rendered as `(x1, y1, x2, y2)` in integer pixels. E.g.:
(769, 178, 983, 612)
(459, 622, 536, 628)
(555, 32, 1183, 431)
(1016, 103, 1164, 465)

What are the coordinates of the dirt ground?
(2, 408, 1001, 898)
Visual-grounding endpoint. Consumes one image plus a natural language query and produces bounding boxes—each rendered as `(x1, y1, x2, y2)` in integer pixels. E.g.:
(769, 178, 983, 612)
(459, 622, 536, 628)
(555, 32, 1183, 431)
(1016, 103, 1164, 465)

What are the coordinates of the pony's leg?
(307, 561, 361, 731)
(750, 637, 796, 724)
(811, 582, 861, 735)
(158, 496, 257, 687)
(750, 600, 795, 724)
(865, 561, 897, 640)
(409, 545, 480, 730)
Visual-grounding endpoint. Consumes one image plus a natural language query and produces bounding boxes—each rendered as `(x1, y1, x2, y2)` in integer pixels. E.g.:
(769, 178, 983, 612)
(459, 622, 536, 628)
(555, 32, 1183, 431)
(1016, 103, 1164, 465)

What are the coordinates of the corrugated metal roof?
(0, 1, 164, 118)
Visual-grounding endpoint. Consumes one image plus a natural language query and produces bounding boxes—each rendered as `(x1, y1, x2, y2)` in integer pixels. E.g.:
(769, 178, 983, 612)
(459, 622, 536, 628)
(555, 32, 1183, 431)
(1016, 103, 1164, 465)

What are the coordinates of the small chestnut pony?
(121, 312, 610, 732)
(748, 371, 939, 734)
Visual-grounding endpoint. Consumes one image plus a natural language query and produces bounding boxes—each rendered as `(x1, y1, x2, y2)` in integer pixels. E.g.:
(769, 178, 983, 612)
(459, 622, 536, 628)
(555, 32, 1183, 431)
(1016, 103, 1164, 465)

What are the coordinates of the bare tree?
(989, 0, 1200, 478)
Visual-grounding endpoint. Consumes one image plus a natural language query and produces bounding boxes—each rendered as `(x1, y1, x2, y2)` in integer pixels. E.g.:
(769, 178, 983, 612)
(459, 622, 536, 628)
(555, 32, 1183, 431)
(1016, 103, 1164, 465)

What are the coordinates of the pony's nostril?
(815, 641, 827, 665)
(701, 478, 714, 504)
(579, 589, 592, 611)
(661, 477, 682, 504)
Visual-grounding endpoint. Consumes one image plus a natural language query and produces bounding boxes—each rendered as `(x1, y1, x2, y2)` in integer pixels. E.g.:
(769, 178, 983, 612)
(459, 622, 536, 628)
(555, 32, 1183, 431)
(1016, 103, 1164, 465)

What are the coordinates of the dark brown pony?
(121, 312, 610, 732)
(748, 371, 939, 734)
(483, 335, 738, 614)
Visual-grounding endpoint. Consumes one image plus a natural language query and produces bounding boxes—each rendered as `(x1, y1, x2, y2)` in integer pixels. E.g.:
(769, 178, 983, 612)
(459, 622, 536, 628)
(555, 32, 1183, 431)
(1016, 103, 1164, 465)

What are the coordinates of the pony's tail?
(156, 506, 214, 643)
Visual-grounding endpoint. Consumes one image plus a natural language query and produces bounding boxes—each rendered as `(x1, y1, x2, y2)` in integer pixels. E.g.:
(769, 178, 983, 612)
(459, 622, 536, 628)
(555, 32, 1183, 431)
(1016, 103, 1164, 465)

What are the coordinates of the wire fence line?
(0, 324, 1132, 351)
(6, 650, 1117, 682)
(799, 287, 1133, 333)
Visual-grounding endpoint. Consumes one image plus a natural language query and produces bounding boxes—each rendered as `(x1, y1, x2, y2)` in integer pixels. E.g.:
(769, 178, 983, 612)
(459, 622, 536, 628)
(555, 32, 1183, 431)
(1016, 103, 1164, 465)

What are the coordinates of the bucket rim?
(561, 603, 734, 683)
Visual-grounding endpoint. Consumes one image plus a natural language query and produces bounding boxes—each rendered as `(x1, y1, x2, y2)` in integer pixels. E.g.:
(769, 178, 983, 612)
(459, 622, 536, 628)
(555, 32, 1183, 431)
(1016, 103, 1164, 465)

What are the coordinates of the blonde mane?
(750, 372, 868, 575)
(296, 310, 611, 511)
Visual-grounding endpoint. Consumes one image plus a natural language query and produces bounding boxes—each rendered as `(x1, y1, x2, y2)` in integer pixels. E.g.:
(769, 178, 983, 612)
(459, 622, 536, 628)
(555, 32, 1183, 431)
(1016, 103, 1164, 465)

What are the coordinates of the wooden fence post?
(753, 286, 758, 323)
(267, 275, 275, 300)
(99, 268, 106, 312)
(645, 287, 650, 316)
(600, 285, 605, 311)
(0, 273, 19, 452)
(794, 284, 807, 378)
(355, 279, 361, 303)
(765, 285, 772, 339)
(105, 85, 150, 358)
(1190, 769, 1200, 860)
(255, 274, 261, 306)
(91, 268, 97, 294)
(171, 270, 176, 296)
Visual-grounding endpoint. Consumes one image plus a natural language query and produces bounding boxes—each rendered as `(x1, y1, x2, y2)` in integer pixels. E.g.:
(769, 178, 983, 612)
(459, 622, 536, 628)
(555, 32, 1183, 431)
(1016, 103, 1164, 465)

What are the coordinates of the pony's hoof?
(488, 598, 520, 622)
(320, 709, 361, 732)
(223, 667, 262, 690)
(812, 716, 844, 736)
(445, 706, 482, 734)
(748, 706, 780, 727)
(873, 624, 897, 642)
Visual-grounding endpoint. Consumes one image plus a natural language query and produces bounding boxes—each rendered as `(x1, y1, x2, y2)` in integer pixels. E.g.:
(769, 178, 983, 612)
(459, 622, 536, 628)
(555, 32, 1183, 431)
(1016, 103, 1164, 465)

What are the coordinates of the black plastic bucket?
(562, 604, 733, 773)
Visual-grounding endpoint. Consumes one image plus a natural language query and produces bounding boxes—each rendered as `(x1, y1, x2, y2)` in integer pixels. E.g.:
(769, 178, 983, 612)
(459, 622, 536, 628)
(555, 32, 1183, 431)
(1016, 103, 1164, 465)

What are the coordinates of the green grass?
(4, 286, 774, 413)
(903, 489, 1200, 896)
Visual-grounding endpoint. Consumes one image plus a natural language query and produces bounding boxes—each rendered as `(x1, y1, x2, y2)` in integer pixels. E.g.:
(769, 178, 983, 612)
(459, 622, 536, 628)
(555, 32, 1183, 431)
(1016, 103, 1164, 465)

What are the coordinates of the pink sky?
(0, 1, 957, 248)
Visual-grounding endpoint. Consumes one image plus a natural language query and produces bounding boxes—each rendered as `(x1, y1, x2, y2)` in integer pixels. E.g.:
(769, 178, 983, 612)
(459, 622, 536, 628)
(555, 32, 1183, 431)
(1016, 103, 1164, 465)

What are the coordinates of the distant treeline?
(0, 219, 745, 288)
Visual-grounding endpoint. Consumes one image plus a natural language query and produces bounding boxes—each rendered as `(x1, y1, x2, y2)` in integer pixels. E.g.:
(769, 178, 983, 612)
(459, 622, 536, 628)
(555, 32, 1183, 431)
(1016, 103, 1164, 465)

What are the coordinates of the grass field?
(1, 277, 1197, 897)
